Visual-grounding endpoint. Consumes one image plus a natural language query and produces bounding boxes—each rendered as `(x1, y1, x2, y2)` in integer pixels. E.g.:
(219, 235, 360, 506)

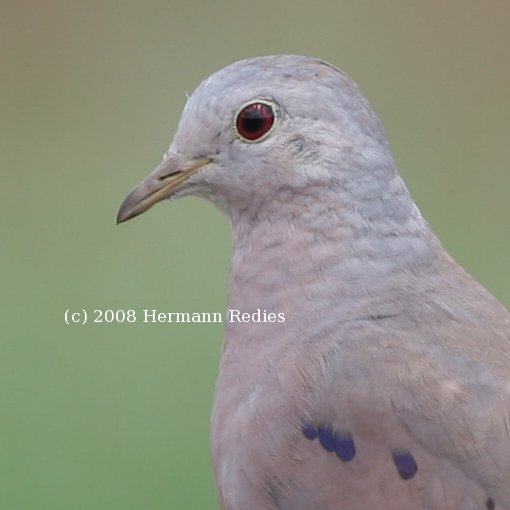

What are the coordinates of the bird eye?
(235, 101, 276, 142)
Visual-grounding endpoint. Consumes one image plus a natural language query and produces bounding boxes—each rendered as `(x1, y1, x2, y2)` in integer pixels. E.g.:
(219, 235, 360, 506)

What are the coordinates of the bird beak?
(116, 153, 211, 224)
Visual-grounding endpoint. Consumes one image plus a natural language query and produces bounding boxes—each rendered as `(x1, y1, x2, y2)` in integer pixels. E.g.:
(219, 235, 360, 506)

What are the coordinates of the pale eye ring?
(234, 100, 278, 142)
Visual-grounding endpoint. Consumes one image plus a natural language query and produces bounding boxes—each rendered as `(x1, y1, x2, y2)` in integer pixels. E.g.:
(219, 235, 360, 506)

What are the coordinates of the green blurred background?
(2, 1, 509, 508)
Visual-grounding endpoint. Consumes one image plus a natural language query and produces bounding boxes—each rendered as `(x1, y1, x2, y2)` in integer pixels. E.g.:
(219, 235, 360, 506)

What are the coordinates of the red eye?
(235, 102, 275, 141)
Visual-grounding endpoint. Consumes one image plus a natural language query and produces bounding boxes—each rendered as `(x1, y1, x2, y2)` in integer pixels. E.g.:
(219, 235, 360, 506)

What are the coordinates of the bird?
(117, 55, 510, 510)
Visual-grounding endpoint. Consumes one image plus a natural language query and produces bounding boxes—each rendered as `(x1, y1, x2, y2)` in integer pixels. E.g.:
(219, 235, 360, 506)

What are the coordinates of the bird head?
(117, 55, 404, 224)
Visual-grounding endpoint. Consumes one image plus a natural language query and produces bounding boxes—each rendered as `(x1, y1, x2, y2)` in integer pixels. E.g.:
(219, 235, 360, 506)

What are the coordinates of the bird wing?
(298, 269, 510, 509)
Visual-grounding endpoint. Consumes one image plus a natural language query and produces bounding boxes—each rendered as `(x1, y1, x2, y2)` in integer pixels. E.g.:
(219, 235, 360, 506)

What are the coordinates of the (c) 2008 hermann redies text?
(64, 308, 286, 325)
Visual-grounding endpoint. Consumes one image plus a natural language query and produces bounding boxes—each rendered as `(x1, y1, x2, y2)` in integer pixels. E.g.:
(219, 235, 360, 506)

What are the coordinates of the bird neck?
(226, 182, 438, 326)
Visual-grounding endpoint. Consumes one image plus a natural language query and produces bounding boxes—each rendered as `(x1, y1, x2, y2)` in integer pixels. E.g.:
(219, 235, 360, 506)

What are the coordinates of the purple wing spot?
(317, 424, 336, 452)
(335, 433, 355, 462)
(301, 422, 318, 440)
(392, 448, 418, 480)
(303, 422, 356, 462)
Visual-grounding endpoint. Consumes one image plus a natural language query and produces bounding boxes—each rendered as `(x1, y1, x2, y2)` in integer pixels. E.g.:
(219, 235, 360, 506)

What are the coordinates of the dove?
(117, 55, 510, 510)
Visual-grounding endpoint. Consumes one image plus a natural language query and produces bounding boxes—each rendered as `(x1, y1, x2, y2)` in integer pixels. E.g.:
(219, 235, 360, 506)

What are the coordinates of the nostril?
(158, 171, 183, 181)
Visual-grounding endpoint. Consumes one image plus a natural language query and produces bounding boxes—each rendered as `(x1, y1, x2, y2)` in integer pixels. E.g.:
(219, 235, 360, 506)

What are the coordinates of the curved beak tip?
(116, 206, 131, 225)
(116, 188, 146, 225)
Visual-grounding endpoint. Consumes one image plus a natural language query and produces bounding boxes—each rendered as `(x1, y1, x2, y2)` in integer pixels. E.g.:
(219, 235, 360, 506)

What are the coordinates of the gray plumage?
(117, 55, 510, 510)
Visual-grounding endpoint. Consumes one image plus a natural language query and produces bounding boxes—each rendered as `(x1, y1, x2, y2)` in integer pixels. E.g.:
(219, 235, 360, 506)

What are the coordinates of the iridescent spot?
(301, 422, 318, 440)
(335, 433, 355, 462)
(392, 448, 418, 480)
(305, 422, 356, 462)
(317, 424, 336, 452)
